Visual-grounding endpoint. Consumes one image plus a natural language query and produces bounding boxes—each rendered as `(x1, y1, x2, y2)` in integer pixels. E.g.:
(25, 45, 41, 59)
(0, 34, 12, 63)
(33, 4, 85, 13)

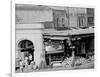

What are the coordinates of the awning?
(69, 27, 94, 35)
(46, 49, 64, 54)
(50, 37, 69, 40)
(43, 27, 94, 36)
(43, 35, 70, 40)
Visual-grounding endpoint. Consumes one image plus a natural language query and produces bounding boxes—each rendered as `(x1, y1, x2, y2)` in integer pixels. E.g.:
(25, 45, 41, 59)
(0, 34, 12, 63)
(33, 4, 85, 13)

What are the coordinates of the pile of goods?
(75, 55, 94, 66)
(51, 57, 74, 68)
(50, 55, 94, 68)
(61, 55, 94, 67)
(75, 57, 87, 66)
(61, 56, 75, 68)
(62, 57, 73, 65)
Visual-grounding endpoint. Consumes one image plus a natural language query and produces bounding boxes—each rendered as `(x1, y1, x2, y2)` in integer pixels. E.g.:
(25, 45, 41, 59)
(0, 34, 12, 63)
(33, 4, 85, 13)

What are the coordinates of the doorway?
(18, 40, 34, 61)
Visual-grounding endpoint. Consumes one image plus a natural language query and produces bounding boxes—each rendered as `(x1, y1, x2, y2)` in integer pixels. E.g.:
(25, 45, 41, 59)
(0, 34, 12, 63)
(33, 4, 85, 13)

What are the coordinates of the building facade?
(44, 7, 88, 30)
(43, 7, 94, 66)
(15, 4, 53, 69)
(15, 4, 94, 71)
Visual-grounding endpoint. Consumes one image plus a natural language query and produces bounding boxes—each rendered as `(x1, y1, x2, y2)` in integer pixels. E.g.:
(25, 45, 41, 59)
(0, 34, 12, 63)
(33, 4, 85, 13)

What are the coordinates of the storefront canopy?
(69, 27, 94, 36)
(43, 27, 94, 37)
(43, 36, 69, 40)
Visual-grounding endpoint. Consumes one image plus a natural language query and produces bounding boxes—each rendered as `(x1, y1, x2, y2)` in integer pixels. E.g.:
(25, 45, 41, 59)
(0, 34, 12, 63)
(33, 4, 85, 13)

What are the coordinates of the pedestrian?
(19, 60, 24, 72)
(28, 54, 33, 65)
(23, 56, 28, 69)
(31, 61, 37, 70)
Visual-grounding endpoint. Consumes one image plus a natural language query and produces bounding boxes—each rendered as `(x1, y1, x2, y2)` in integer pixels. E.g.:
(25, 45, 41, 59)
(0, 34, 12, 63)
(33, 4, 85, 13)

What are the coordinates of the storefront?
(44, 38, 65, 66)
(71, 33, 94, 57)
(43, 35, 73, 66)
(43, 27, 94, 66)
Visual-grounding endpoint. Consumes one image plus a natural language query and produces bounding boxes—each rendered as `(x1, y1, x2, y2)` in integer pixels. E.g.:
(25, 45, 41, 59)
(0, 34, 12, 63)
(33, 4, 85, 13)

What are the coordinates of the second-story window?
(87, 17, 94, 25)
(78, 16, 86, 28)
(62, 18, 65, 28)
(57, 18, 59, 27)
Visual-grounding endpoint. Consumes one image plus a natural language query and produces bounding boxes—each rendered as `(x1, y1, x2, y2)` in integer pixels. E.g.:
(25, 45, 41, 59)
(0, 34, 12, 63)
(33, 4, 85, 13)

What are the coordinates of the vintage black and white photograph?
(15, 4, 94, 73)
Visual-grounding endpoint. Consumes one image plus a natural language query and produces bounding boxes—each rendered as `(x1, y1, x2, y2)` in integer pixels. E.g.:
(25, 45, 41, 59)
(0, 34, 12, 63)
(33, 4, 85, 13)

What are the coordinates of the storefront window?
(44, 39, 64, 63)
(44, 40, 64, 52)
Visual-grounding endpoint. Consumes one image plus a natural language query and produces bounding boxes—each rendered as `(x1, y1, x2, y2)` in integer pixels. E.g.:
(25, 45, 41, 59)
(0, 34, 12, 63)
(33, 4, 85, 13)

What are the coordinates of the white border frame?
(11, 0, 96, 77)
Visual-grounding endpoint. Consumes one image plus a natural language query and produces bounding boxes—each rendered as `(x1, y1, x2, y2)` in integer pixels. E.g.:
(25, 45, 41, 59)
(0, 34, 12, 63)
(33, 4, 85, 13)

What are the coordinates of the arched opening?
(18, 39, 34, 62)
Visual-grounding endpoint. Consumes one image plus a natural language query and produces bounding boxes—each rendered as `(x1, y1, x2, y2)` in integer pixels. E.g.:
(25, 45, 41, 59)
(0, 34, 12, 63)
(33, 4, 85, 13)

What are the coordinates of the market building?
(43, 7, 94, 66)
(15, 4, 94, 72)
(15, 4, 53, 69)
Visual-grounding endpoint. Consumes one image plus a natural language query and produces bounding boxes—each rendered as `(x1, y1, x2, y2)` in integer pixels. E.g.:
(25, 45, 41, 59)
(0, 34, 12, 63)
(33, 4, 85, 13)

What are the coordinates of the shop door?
(81, 42, 86, 54)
